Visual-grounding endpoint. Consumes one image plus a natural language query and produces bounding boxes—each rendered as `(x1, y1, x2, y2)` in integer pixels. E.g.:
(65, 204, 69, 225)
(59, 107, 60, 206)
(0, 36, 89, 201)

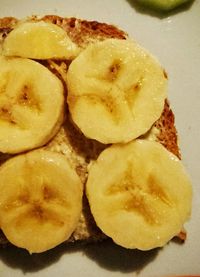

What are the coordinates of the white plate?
(0, 1, 200, 276)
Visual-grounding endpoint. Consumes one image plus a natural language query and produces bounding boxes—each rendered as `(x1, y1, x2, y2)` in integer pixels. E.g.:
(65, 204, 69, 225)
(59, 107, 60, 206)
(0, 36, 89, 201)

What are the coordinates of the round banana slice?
(86, 140, 192, 250)
(0, 56, 64, 154)
(0, 150, 82, 253)
(2, 21, 80, 60)
(67, 39, 167, 144)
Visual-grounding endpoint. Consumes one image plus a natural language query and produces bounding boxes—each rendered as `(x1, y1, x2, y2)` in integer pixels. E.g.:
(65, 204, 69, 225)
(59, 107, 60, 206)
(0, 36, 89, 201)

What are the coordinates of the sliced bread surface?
(0, 15, 182, 247)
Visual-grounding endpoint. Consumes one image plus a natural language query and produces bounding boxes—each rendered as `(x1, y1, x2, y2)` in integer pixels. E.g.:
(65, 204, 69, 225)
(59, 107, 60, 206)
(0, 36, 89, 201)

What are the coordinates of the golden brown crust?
(42, 15, 127, 47)
(0, 15, 182, 247)
(0, 17, 18, 28)
(154, 100, 180, 159)
(0, 17, 18, 43)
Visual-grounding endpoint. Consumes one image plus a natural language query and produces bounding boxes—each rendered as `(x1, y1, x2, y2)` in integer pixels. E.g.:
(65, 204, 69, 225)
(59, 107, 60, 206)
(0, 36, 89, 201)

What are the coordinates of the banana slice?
(86, 140, 192, 250)
(0, 56, 64, 154)
(0, 150, 82, 253)
(2, 21, 80, 60)
(67, 39, 167, 144)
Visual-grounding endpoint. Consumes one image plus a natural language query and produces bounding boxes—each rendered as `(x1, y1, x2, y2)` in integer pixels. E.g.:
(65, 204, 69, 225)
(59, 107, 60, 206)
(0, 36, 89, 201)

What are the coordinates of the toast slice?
(0, 15, 183, 247)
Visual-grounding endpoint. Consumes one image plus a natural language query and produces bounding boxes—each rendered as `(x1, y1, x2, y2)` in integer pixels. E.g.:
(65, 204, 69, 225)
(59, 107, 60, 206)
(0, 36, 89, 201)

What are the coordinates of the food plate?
(0, 0, 200, 276)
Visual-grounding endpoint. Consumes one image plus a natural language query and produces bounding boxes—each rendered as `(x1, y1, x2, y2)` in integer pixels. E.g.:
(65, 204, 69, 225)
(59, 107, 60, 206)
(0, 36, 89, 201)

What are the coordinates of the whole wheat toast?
(0, 15, 183, 247)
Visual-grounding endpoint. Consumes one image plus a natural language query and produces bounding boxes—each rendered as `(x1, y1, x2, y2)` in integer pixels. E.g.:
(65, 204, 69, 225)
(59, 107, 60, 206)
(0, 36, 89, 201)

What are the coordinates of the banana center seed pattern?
(0, 78, 40, 127)
(106, 163, 171, 225)
(107, 61, 121, 81)
(0, 106, 15, 124)
(3, 183, 70, 226)
(17, 84, 41, 111)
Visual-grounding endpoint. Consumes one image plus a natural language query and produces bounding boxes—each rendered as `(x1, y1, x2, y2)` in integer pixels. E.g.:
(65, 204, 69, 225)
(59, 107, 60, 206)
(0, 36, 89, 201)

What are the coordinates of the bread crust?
(0, 15, 181, 247)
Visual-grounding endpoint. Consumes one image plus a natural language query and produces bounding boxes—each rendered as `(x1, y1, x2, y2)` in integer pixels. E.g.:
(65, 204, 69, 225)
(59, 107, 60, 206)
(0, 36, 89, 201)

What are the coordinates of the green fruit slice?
(136, 0, 192, 12)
